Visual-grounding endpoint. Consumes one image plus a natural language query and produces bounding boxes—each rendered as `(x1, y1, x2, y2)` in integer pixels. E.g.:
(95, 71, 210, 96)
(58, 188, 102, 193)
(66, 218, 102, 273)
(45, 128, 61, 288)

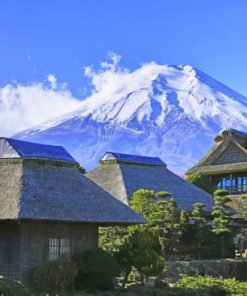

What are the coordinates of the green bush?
(0, 277, 31, 296)
(33, 260, 77, 296)
(126, 286, 206, 296)
(176, 275, 247, 296)
(75, 248, 121, 291)
(213, 189, 229, 197)
(186, 173, 215, 194)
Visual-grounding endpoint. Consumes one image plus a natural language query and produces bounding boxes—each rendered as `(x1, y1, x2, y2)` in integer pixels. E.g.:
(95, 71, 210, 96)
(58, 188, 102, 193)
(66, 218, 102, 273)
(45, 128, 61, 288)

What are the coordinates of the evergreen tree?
(78, 166, 86, 174)
(100, 189, 187, 285)
(190, 202, 207, 259)
(115, 227, 165, 286)
(130, 189, 185, 259)
(212, 189, 232, 258)
(99, 226, 127, 254)
(186, 173, 215, 194)
(234, 194, 247, 257)
(241, 194, 247, 221)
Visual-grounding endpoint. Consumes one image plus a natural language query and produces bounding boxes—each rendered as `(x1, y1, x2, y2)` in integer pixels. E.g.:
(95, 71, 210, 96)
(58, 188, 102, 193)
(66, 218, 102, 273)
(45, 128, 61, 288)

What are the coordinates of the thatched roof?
(86, 152, 213, 210)
(101, 152, 166, 166)
(0, 139, 145, 225)
(0, 137, 77, 164)
(186, 129, 247, 175)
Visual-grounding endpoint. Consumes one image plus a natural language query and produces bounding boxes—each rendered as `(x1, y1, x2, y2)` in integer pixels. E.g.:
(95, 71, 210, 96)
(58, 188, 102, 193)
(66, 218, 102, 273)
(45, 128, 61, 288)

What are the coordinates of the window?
(238, 177, 242, 192)
(216, 175, 247, 194)
(217, 179, 222, 189)
(243, 177, 247, 192)
(49, 238, 70, 261)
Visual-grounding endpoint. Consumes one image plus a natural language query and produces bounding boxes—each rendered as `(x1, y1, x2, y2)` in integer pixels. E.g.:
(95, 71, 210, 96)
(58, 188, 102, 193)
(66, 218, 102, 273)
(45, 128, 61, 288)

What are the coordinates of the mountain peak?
(15, 63, 247, 174)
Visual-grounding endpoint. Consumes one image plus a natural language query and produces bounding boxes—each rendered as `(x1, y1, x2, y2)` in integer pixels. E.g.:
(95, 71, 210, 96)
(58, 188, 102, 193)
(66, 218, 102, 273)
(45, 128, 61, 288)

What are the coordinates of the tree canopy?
(186, 173, 215, 194)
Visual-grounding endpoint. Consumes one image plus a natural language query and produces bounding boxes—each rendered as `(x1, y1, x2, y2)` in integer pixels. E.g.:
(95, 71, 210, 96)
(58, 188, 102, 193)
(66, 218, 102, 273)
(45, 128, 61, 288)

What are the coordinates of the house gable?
(214, 142, 247, 165)
(0, 137, 77, 164)
(186, 129, 247, 175)
(0, 138, 20, 158)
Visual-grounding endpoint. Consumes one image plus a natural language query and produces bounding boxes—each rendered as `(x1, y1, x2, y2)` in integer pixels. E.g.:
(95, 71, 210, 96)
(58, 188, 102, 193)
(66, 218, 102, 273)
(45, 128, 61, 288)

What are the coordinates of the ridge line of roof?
(7, 137, 65, 149)
(5, 138, 22, 158)
(0, 137, 78, 164)
(101, 151, 166, 166)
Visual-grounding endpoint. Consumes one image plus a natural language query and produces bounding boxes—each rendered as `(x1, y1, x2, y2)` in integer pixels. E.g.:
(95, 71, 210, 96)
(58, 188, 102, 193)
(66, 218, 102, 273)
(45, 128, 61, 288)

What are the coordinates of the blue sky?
(1, 0, 247, 98)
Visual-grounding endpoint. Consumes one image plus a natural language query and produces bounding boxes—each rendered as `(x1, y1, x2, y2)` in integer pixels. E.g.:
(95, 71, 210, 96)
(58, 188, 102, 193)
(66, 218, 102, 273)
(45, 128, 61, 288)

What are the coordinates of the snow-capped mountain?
(15, 64, 247, 174)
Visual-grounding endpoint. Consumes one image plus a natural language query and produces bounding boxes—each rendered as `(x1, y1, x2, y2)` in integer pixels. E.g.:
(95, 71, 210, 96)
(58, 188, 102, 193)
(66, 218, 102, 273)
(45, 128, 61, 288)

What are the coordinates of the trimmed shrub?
(176, 274, 247, 296)
(33, 260, 77, 296)
(213, 189, 229, 197)
(0, 277, 31, 296)
(186, 173, 215, 194)
(126, 286, 203, 296)
(75, 248, 121, 291)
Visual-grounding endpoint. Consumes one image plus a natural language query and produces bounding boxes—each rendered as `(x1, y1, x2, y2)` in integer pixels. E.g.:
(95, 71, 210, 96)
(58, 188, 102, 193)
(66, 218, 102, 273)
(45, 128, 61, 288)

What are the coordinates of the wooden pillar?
(230, 174, 232, 194)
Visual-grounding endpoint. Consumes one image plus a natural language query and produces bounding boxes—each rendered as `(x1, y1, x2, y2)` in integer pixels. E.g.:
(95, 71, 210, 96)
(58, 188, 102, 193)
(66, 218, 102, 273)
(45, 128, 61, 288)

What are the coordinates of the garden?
(1, 179, 247, 296)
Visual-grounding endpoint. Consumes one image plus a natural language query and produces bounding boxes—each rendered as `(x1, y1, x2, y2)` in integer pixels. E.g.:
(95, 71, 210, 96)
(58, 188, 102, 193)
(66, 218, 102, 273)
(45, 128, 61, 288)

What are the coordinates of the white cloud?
(0, 52, 164, 137)
(47, 74, 57, 89)
(0, 79, 81, 137)
(83, 52, 162, 98)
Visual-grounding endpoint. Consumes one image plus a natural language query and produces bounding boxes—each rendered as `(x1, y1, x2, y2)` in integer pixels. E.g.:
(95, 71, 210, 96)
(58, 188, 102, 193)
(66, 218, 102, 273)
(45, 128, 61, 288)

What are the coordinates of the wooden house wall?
(20, 221, 98, 265)
(0, 222, 21, 280)
(0, 221, 98, 282)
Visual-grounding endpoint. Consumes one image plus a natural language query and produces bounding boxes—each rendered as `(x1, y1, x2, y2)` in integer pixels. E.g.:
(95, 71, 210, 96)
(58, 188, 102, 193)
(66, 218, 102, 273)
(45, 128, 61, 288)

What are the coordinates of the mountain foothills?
(15, 64, 247, 174)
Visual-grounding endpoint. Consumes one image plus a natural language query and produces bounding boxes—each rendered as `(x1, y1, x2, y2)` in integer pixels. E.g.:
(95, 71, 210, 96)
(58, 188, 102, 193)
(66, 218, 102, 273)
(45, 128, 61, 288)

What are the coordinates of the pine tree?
(186, 172, 215, 194)
(100, 189, 187, 286)
(212, 189, 232, 258)
(130, 189, 186, 260)
(241, 194, 247, 221)
(190, 202, 207, 259)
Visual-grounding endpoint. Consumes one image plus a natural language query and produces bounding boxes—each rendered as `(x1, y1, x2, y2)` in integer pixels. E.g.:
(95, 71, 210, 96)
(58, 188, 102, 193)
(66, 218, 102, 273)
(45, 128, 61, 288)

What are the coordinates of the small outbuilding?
(0, 138, 145, 282)
(86, 152, 213, 210)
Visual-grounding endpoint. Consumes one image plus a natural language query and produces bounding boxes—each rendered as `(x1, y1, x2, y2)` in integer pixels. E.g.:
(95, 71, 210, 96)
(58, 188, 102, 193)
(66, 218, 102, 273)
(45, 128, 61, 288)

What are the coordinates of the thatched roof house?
(185, 129, 247, 195)
(185, 129, 247, 222)
(0, 138, 144, 282)
(86, 152, 213, 210)
(186, 129, 247, 177)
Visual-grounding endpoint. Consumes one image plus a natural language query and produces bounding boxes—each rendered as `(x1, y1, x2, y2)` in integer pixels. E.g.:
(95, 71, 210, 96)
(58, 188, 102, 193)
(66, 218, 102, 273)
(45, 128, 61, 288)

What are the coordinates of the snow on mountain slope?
(15, 62, 247, 174)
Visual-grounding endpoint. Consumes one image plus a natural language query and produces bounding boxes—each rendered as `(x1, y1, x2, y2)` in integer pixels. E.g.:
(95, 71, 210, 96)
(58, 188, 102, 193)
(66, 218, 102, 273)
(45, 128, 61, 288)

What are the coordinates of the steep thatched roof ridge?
(0, 137, 77, 164)
(215, 129, 247, 142)
(86, 162, 129, 205)
(0, 158, 145, 225)
(87, 158, 213, 211)
(101, 152, 166, 166)
(186, 129, 247, 175)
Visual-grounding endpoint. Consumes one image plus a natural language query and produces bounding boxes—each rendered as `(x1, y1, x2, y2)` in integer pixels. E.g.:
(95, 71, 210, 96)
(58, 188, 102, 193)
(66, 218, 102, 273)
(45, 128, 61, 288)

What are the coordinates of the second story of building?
(186, 129, 247, 195)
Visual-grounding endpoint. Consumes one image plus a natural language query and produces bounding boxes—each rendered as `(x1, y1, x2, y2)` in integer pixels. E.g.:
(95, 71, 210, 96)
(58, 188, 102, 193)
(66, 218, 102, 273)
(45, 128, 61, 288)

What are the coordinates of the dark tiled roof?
(101, 152, 166, 166)
(0, 137, 77, 164)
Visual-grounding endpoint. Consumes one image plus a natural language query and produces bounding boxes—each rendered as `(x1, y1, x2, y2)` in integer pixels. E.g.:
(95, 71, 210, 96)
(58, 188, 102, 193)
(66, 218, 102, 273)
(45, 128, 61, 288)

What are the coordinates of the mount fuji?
(15, 64, 247, 174)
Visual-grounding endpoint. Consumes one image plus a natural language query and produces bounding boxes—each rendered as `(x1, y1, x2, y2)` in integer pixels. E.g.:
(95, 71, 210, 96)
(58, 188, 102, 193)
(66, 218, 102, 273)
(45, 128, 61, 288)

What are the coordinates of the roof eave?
(8, 217, 146, 225)
(22, 157, 79, 166)
(188, 162, 247, 175)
